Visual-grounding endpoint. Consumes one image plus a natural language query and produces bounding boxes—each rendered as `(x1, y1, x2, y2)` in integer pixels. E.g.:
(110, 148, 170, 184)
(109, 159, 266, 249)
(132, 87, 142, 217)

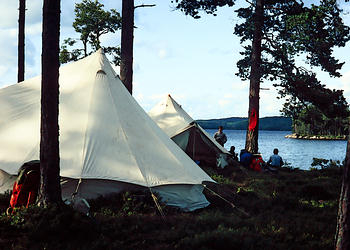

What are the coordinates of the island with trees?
(282, 103, 349, 140)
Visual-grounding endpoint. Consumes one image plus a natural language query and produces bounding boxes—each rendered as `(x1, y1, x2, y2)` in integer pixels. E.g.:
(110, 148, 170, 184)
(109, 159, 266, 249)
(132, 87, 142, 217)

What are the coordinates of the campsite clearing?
(0, 161, 341, 250)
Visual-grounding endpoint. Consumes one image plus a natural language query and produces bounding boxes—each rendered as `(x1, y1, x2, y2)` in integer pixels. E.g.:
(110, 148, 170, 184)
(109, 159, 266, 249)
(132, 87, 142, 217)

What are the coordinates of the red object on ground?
(10, 181, 25, 208)
(249, 108, 257, 131)
(249, 155, 264, 172)
(9, 170, 40, 210)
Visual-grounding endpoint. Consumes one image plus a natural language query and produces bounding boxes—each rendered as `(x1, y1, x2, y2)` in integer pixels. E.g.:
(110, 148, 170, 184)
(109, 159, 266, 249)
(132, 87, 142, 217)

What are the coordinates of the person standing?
(214, 126, 227, 147)
(267, 148, 284, 167)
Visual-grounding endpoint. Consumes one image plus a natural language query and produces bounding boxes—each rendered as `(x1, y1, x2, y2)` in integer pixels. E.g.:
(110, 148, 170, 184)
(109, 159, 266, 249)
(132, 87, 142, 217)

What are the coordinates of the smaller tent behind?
(149, 95, 231, 167)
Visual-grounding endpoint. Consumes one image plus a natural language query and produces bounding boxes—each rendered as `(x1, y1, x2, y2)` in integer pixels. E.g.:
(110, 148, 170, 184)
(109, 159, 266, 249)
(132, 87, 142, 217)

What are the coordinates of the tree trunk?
(245, 0, 264, 154)
(40, 0, 62, 206)
(120, 0, 134, 94)
(335, 120, 350, 249)
(17, 0, 25, 83)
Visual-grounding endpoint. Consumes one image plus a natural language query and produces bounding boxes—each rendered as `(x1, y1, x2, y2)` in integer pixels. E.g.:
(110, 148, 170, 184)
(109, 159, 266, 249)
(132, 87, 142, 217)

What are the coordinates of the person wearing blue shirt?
(239, 149, 252, 168)
(267, 148, 284, 167)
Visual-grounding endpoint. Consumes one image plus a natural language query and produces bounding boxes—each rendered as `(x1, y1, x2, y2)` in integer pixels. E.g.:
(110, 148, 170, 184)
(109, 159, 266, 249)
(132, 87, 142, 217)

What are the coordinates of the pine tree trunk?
(245, 0, 264, 154)
(335, 121, 350, 249)
(83, 40, 87, 57)
(17, 0, 25, 83)
(40, 0, 62, 206)
(120, 0, 134, 94)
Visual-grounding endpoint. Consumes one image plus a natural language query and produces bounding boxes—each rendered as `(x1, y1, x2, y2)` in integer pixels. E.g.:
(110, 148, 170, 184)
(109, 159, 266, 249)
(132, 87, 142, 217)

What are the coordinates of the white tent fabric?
(0, 169, 16, 194)
(0, 49, 213, 211)
(149, 95, 230, 167)
(149, 95, 229, 153)
(148, 95, 195, 138)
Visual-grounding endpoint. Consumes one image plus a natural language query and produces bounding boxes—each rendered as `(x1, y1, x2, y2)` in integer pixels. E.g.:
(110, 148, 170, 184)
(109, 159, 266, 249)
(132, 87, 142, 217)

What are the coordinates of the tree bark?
(120, 0, 134, 94)
(335, 122, 350, 249)
(17, 0, 25, 83)
(83, 40, 87, 57)
(40, 0, 62, 206)
(245, 0, 264, 154)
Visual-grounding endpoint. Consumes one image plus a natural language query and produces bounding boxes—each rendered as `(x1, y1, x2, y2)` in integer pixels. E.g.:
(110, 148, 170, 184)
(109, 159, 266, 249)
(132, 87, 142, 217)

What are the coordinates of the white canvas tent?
(149, 95, 231, 167)
(0, 49, 214, 211)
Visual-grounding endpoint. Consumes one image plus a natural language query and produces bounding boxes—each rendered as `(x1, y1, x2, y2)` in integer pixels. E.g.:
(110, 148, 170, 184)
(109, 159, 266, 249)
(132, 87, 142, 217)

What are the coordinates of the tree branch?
(244, 0, 254, 7)
(134, 4, 156, 9)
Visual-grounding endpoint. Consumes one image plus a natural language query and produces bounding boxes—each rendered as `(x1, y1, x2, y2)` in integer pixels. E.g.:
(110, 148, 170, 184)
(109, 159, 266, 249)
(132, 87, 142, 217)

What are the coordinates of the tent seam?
(105, 74, 149, 187)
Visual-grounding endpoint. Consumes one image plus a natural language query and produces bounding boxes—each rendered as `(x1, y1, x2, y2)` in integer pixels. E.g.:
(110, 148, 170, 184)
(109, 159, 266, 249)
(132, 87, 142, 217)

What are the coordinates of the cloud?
(158, 49, 168, 59)
(231, 80, 249, 91)
(340, 3, 350, 26)
(0, 2, 18, 29)
(218, 99, 231, 107)
(150, 93, 168, 101)
(0, 1, 43, 29)
(133, 93, 165, 112)
(26, 23, 42, 36)
(340, 71, 350, 85)
(0, 65, 8, 77)
(25, 38, 38, 67)
(208, 48, 232, 56)
(260, 88, 284, 116)
(99, 31, 121, 47)
(134, 93, 145, 106)
(26, 0, 43, 25)
(134, 35, 173, 61)
(0, 29, 18, 84)
(338, 71, 350, 100)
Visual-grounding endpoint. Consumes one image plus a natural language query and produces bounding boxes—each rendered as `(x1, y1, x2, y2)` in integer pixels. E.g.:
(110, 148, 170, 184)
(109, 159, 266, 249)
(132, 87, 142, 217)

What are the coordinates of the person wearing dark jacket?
(240, 149, 252, 168)
(229, 146, 238, 161)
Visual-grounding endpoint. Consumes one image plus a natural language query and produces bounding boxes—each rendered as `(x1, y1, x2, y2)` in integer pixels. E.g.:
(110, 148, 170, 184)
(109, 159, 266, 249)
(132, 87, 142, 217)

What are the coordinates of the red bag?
(9, 170, 40, 209)
(9, 161, 40, 211)
(249, 155, 264, 172)
(10, 181, 25, 208)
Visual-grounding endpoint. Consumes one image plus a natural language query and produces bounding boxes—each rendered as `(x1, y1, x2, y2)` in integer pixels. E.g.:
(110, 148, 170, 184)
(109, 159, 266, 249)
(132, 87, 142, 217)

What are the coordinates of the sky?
(0, 0, 350, 119)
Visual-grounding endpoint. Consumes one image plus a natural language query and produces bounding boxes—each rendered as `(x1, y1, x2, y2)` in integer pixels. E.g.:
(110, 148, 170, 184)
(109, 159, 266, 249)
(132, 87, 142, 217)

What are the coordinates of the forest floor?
(0, 159, 342, 250)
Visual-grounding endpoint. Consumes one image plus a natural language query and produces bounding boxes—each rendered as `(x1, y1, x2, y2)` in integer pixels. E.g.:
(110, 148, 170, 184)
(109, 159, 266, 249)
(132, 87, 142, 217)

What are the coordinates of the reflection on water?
(206, 129, 347, 170)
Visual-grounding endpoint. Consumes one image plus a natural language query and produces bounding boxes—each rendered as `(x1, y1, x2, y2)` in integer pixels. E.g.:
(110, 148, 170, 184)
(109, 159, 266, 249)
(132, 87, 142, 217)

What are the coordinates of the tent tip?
(97, 48, 104, 54)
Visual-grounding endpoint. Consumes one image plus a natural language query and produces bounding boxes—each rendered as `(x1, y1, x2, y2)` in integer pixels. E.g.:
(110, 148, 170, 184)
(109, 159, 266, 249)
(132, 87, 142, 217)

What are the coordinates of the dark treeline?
(197, 116, 292, 131)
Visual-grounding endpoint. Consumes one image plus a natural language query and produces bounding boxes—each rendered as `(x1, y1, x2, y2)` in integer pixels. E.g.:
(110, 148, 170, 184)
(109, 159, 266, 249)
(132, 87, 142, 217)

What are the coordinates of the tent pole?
(72, 178, 83, 201)
(148, 187, 166, 221)
(192, 128, 196, 159)
(202, 184, 249, 218)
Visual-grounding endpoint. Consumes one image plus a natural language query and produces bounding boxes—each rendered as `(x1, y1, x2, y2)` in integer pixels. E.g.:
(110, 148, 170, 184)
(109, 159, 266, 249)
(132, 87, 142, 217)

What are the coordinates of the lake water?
(206, 129, 347, 170)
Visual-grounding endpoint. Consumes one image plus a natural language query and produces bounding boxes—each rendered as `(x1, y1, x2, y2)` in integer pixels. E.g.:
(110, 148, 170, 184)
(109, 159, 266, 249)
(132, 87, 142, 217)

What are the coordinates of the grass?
(0, 159, 343, 250)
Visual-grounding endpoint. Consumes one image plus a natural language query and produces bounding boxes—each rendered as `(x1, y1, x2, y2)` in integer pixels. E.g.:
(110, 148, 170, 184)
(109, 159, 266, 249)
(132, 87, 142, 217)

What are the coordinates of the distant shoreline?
(285, 133, 347, 141)
(205, 128, 291, 132)
(197, 116, 292, 131)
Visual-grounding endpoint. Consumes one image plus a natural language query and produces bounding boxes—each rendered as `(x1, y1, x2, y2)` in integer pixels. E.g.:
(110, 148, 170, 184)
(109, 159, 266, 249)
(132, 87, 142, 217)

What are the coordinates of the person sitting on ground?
(214, 126, 227, 147)
(267, 148, 284, 167)
(229, 146, 238, 161)
(239, 149, 252, 168)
